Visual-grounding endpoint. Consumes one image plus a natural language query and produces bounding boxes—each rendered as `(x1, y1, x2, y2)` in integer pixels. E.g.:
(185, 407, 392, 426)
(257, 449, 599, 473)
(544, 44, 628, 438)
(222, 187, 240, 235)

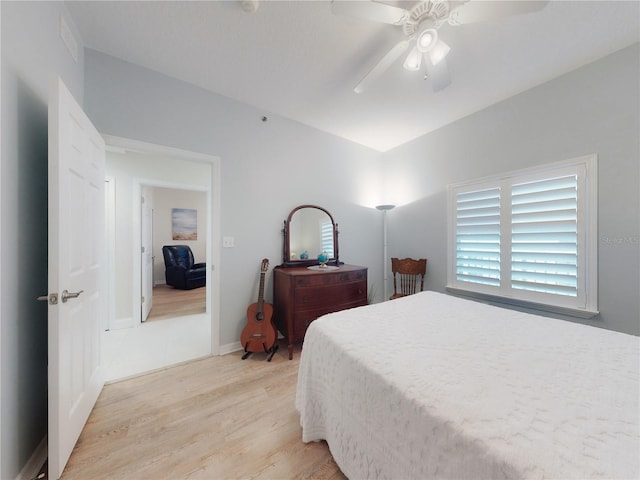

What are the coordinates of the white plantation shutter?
(321, 220, 334, 257)
(511, 175, 578, 296)
(448, 155, 597, 316)
(456, 187, 501, 286)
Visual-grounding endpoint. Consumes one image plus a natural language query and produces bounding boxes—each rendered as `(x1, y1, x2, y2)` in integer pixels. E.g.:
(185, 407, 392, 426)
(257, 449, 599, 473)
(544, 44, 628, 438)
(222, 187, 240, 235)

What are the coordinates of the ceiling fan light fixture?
(403, 46, 422, 71)
(416, 28, 438, 53)
(428, 40, 451, 66)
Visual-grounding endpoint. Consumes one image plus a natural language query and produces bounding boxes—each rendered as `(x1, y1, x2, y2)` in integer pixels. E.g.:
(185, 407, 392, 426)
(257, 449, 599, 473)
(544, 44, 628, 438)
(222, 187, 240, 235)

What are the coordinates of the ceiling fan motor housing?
(403, 0, 451, 36)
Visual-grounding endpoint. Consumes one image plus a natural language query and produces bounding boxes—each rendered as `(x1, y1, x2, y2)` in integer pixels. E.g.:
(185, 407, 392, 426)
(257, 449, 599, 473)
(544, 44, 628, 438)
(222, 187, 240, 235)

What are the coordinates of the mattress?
(296, 291, 639, 479)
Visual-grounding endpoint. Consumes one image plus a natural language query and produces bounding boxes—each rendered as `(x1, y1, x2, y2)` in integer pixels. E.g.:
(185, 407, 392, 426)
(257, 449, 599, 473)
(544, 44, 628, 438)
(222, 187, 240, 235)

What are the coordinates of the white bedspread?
(296, 291, 639, 480)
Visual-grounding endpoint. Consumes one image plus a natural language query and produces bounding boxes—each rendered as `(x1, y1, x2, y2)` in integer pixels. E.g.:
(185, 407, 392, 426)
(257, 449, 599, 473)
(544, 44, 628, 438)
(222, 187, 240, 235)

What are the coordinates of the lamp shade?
(428, 40, 451, 66)
(403, 46, 422, 71)
(376, 204, 396, 211)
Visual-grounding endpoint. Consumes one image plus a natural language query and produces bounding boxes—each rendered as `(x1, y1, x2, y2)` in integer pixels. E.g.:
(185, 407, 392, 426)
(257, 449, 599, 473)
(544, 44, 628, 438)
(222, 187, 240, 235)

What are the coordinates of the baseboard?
(103, 344, 245, 385)
(219, 341, 243, 355)
(109, 316, 135, 330)
(15, 435, 47, 480)
(105, 354, 213, 384)
(220, 334, 286, 356)
(220, 335, 285, 356)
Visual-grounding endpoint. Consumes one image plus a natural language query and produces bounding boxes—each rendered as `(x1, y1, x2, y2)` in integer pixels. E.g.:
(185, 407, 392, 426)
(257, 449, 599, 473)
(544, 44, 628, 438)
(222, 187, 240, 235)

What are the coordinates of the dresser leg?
(288, 344, 293, 360)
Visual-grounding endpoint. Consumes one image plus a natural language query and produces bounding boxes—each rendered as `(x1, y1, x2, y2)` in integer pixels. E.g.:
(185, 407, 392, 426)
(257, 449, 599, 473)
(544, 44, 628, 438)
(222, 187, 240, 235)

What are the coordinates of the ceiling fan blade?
(354, 40, 410, 94)
(449, 0, 549, 25)
(331, 0, 410, 25)
(425, 56, 451, 92)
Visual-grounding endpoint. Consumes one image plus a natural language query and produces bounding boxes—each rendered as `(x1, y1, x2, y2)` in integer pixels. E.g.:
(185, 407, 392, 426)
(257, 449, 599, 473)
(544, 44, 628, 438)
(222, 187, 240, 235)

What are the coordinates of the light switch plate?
(222, 236, 235, 248)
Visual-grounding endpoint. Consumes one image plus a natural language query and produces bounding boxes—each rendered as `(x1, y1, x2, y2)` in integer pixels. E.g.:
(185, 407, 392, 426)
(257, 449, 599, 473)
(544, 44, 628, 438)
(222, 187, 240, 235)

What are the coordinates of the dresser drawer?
(295, 282, 366, 310)
(292, 311, 318, 343)
(294, 269, 366, 287)
(292, 299, 365, 342)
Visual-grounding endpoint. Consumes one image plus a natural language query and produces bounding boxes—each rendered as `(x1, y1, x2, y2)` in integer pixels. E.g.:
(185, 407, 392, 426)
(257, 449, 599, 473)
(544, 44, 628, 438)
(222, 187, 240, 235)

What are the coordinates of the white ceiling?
(66, 1, 639, 152)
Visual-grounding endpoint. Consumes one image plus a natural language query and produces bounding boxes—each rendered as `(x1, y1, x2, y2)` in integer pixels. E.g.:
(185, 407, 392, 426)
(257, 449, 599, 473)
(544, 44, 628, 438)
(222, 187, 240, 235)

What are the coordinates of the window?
(320, 219, 334, 258)
(447, 155, 598, 317)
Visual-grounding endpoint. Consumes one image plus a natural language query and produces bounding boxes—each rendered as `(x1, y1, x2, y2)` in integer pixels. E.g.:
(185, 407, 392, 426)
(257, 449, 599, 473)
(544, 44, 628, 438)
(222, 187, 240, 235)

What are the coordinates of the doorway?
(143, 185, 208, 323)
(101, 136, 221, 382)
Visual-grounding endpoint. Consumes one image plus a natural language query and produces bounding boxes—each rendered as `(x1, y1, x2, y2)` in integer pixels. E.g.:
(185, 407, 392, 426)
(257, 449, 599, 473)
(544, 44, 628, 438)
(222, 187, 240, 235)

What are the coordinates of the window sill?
(445, 287, 599, 319)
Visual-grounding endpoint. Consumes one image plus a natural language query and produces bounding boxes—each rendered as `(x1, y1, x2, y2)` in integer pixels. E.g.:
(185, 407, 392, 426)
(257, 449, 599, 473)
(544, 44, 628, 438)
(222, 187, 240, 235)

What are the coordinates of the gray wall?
(83, 50, 386, 347)
(84, 45, 640, 343)
(383, 44, 640, 335)
(1, 2, 85, 478)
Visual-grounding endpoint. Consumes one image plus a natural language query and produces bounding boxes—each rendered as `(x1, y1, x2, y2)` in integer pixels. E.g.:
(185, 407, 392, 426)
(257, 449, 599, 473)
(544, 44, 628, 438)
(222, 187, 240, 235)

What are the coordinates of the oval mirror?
(282, 205, 339, 267)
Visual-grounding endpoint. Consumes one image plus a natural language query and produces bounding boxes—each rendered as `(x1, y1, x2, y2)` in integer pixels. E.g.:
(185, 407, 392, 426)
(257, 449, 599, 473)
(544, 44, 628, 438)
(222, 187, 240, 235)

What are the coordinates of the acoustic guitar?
(241, 258, 278, 361)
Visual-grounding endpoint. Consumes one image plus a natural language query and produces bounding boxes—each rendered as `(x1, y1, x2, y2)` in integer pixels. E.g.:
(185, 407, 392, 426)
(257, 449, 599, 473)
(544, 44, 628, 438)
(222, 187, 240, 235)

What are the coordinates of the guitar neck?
(257, 271, 266, 314)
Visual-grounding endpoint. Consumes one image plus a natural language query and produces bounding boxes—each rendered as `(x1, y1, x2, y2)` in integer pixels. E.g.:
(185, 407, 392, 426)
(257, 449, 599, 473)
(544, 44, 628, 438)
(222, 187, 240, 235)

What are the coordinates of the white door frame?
(103, 135, 221, 356)
(139, 185, 154, 322)
(104, 176, 116, 332)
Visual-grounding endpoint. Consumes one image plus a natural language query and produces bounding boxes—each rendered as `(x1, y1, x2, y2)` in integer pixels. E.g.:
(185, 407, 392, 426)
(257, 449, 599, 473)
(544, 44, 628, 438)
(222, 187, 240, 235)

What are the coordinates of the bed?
(296, 291, 639, 480)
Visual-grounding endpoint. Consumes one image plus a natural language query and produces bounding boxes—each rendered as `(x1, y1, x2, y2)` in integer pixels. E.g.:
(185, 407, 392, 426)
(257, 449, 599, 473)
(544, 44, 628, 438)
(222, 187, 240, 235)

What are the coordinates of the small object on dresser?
(317, 250, 329, 267)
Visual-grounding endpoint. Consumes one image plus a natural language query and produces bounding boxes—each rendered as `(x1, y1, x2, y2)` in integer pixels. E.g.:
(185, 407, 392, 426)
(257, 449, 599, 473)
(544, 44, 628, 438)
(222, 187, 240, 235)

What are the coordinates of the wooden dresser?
(273, 264, 367, 359)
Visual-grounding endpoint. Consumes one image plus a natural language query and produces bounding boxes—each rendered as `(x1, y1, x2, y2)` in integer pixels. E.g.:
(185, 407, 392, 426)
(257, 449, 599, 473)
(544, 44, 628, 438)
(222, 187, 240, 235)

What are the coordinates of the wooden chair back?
(390, 257, 427, 300)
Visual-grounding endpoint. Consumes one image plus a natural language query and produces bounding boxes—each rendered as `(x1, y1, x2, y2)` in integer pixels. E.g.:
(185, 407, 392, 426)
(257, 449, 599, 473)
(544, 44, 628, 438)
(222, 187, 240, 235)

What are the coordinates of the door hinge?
(142, 296, 145, 304)
(37, 293, 59, 305)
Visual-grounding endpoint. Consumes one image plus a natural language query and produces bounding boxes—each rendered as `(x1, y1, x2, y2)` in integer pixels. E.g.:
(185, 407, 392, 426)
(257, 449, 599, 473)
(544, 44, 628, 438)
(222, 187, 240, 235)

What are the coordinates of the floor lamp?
(376, 204, 395, 300)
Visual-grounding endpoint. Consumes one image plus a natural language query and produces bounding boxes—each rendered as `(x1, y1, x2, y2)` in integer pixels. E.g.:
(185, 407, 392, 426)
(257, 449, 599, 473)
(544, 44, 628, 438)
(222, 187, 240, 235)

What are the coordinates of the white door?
(141, 188, 153, 321)
(47, 77, 105, 479)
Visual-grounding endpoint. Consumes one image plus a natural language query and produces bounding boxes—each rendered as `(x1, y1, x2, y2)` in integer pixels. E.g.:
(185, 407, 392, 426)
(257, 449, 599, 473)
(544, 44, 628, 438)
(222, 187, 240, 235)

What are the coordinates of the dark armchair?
(162, 245, 206, 290)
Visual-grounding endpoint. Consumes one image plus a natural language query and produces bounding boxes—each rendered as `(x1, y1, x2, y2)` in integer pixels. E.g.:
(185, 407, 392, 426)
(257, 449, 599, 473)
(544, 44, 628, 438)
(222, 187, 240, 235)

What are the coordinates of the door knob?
(61, 290, 84, 303)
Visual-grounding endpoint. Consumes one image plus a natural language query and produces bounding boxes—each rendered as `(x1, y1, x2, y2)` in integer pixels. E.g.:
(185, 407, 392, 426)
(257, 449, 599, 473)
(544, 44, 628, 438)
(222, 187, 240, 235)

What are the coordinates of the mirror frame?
(282, 204, 340, 267)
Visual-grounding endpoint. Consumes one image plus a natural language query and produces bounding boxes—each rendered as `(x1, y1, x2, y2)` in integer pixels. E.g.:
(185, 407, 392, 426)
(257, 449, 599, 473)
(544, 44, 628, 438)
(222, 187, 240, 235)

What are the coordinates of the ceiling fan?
(332, 0, 549, 93)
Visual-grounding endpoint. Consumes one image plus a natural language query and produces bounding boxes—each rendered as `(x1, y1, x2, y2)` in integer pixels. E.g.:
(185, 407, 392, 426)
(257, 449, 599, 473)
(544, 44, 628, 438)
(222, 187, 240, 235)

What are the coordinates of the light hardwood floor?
(147, 284, 206, 322)
(61, 344, 346, 480)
